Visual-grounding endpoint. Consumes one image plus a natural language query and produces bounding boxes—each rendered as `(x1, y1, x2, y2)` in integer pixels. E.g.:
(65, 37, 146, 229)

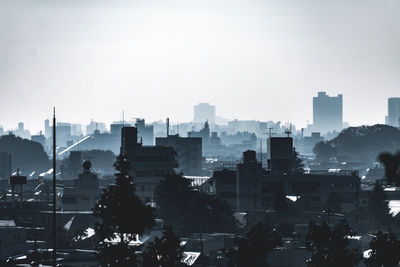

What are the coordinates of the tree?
(367, 180, 392, 229)
(379, 151, 400, 186)
(226, 223, 281, 267)
(143, 227, 185, 267)
(93, 154, 155, 266)
(155, 173, 237, 235)
(313, 141, 336, 162)
(293, 148, 305, 174)
(155, 173, 193, 234)
(365, 231, 400, 267)
(0, 133, 50, 173)
(324, 192, 342, 215)
(306, 220, 361, 267)
(315, 125, 400, 165)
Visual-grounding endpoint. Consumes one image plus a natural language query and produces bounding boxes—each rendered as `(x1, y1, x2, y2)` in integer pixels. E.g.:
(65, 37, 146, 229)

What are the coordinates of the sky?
(0, 0, 399, 133)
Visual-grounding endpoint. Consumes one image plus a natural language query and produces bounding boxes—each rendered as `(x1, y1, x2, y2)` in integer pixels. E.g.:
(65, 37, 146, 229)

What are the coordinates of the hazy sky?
(1, 0, 399, 133)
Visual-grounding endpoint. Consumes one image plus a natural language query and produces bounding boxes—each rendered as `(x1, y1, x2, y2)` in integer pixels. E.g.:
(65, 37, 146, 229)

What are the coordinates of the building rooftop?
(0, 220, 16, 227)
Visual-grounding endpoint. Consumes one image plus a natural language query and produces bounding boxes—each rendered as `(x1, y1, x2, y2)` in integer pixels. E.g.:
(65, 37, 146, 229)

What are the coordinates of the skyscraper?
(44, 119, 51, 138)
(313, 91, 343, 135)
(194, 103, 216, 125)
(386, 98, 400, 128)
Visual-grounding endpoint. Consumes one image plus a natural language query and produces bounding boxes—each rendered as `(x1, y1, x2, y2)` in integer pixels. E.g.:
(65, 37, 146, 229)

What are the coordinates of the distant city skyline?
(0, 94, 398, 135)
(1, 0, 399, 133)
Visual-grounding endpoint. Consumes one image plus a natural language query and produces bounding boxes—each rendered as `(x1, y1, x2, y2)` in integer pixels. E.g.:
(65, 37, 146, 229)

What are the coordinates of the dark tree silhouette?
(367, 180, 392, 229)
(93, 154, 155, 266)
(313, 141, 337, 162)
(226, 223, 281, 267)
(316, 124, 400, 164)
(155, 173, 236, 235)
(306, 220, 361, 267)
(155, 173, 193, 235)
(142, 227, 185, 267)
(0, 133, 50, 173)
(379, 151, 400, 186)
(325, 192, 342, 215)
(293, 148, 305, 174)
(365, 231, 400, 267)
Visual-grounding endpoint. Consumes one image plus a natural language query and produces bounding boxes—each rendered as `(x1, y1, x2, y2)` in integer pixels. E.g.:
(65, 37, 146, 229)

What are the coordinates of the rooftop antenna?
(267, 127, 276, 138)
(285, 123, 292, 137)
(166, 118, 170, 137)
(177, 122, 180, 136)
(52, 107, 57, 267)
(122, 110, 125, 126)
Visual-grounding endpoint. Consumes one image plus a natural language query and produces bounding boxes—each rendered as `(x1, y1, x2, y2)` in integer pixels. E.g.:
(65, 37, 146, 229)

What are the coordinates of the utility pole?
(52, 108, 56, 267)
(166, 118, 170, 137)
(267, 127, 276, 138)
(285, 123, 292, 138)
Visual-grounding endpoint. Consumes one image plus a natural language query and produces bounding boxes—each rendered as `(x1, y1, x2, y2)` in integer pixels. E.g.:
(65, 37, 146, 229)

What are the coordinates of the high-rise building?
(121, 127, 178, 203)
(313, 92, 343, 134)
(188, 121, 210, 145)
(52, 123, 72, 147)
(386, 98, 400, 128)
(156, 134, 202, 176)
(267, 137, 293, 173)
(31, 132, 46, 148)
(70, 124, 83, 136)
(194, 103, 216, 125)
(136, 119, 154, 145)
(14, 122, 30, 139)
(44, 119, 51, 138)
(86, 120, 107, 135)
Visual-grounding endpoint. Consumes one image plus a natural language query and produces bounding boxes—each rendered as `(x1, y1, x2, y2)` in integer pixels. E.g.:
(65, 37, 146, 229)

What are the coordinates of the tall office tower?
(44, 119, 51, 138)
(194, 103, 216, 125)
(386, 98, 400, 128)
(136, 119, 154, 145)
(156, 134, 202, 176)
(15, 122, 30, 139)
(86, 120, 107, 135)
(313, 92, 343, 135)
(267, 137, 293, 173)
(121, 127, 177, 203)
(71, 124, 83, 136)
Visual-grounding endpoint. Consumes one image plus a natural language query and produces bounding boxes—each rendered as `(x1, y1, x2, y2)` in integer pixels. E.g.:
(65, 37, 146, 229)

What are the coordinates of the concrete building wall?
(121, 127, 178, 203)
(313, 91, 343, 134)
(387, 97, 400, 127)
(156, 135, 202, 176)
(194, 103, 216, 125)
